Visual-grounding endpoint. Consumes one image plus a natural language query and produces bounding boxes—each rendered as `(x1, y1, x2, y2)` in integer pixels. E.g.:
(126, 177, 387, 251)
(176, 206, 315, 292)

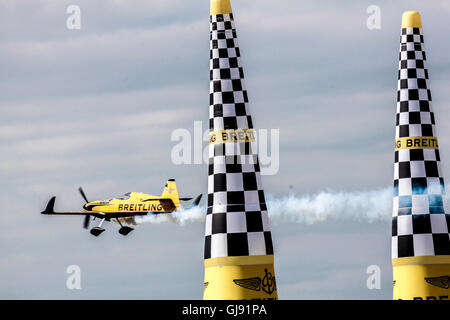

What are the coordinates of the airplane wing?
(141, 197, 173, 202)
(41, 197, 106, 218)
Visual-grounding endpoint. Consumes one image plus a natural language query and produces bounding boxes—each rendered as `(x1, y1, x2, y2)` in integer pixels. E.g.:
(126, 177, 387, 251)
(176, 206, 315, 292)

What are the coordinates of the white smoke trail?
(133, 205, 205, 226)
(133, 187, 450, 226)
(132, 187, 398, 226)
(266, 187, 393, 224)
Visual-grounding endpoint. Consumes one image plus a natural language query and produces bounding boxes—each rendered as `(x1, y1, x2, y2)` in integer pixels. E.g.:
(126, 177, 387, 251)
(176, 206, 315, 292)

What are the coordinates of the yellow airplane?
(41, 179, 202, 237)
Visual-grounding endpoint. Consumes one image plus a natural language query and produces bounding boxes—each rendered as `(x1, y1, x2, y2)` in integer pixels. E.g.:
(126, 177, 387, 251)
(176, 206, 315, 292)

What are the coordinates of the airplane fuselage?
(84, 192, 177, 214)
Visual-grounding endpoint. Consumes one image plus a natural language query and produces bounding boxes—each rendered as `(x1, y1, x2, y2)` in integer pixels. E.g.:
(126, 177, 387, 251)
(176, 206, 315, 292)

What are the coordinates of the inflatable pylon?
(203, 0, 278, 300)
(392, 11, 450, 300)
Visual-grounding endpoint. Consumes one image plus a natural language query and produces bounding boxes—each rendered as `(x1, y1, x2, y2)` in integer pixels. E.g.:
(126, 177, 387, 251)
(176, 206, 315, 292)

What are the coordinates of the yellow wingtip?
(402, 11, 422, 28)
(211, 0, 232, 15)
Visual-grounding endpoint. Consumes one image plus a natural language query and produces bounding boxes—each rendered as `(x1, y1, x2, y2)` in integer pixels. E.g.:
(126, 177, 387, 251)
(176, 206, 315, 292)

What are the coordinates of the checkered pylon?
(392, 25, 450, 259)
(204, 12, 274, 260)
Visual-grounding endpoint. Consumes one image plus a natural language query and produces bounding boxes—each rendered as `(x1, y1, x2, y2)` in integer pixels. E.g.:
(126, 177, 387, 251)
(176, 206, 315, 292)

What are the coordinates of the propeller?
(79, 187, 89, 203)
(83, 215, 91, 229)
(79, 187, 91, 229)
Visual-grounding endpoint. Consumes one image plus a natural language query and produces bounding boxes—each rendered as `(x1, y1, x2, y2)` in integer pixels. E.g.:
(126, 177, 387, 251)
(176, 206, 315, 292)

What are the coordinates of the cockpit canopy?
(111, 192, 131, 200)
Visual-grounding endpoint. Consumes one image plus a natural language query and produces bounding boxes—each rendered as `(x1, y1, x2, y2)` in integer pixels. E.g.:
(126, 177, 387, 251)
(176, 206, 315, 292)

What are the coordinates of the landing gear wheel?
(90, 227, 105, 237)
(119, 226, 134, 236)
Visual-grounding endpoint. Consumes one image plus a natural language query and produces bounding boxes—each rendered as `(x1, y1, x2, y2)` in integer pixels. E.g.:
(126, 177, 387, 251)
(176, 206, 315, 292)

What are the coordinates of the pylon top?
(402, 11, 422, 28)
(211, 0, 232, 15)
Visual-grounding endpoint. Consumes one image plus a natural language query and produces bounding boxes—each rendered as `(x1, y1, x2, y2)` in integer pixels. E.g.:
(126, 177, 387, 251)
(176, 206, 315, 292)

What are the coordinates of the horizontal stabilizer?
(191, 194, 203, 208)
(142, 197, 173, 202)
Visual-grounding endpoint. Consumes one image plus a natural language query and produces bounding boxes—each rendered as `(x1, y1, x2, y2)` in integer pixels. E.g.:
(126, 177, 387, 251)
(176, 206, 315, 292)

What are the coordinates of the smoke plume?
(266, 187, 393, 224)
(133, 187, 400, 226)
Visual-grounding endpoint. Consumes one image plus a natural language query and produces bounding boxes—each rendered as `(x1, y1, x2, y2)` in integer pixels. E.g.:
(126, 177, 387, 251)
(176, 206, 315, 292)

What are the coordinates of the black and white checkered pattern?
(204, 13, 274, 260)
(392, 27, 450, 258)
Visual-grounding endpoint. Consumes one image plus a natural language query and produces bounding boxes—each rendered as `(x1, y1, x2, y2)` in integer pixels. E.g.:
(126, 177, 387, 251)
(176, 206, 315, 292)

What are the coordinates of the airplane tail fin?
(161, 179, 180, 209)
(41, 196, 56, 214)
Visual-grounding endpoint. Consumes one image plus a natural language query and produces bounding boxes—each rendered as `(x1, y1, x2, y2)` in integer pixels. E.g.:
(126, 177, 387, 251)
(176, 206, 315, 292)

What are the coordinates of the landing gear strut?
(90, 218, 106, 237)
(116, 218, 134, 236)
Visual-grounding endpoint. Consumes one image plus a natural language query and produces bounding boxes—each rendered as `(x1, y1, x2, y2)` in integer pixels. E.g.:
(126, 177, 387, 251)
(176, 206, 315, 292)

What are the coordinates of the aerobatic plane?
(41, 179, 202, 236)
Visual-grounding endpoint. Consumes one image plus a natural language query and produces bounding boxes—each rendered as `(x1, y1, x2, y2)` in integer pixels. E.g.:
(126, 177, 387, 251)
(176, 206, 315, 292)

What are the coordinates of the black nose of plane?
(83, 204, 88, 210)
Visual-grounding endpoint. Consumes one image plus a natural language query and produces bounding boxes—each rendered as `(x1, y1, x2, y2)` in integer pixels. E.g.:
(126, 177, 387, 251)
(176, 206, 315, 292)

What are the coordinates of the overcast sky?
(1, 0, 450, 299)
